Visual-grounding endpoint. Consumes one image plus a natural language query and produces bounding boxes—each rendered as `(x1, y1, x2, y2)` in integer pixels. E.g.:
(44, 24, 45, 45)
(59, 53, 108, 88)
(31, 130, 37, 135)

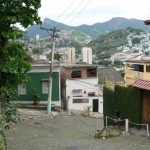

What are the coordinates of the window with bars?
(87, 68, 97, 77)
(18, 83, 26, 95)
(42, 81, 49, 94)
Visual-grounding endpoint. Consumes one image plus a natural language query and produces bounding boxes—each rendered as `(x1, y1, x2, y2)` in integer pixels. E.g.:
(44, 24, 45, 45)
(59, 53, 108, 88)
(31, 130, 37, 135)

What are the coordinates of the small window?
(146, 65, 150, 72)
(18, 83, 26, 95)
(87, 68, 97, 77)
(42, 81, 49, 94)
(71, 69, 81, 78)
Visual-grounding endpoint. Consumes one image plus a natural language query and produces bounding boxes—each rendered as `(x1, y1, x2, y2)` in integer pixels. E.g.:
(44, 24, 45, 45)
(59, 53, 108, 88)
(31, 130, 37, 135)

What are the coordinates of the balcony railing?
(125, 69, 150, 80)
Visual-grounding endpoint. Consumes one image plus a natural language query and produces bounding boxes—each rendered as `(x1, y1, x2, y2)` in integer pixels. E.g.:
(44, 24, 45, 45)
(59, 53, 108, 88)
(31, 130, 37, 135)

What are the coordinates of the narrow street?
(5, 109, 150, 150)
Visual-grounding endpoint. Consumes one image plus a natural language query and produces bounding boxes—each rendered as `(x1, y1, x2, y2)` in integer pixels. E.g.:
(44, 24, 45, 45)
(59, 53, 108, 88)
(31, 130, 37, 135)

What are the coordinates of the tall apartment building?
(67, 47, 75, 63)
(81, 47, 92, 64)
(59, 47, 75, 63)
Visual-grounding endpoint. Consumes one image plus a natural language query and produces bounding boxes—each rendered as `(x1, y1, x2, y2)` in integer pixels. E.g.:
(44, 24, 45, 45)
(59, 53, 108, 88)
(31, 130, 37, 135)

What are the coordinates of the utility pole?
(40, 27, 60, 114)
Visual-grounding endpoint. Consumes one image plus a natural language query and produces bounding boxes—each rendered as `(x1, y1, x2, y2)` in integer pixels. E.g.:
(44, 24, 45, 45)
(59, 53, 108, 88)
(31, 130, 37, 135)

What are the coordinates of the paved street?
(5, 109, 150, 150)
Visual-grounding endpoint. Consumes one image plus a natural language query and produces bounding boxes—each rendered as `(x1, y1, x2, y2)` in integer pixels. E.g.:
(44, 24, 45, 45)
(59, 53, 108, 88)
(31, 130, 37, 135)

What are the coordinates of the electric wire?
(63, 0, 86, 22)
(55, 0, 76, 21)
(67, 0, 92, 25)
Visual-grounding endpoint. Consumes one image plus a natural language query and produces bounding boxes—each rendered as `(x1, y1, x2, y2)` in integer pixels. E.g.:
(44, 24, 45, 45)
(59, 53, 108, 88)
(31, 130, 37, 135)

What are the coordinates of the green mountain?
(88, 28, 143, 59)
(26, 17, 150, 38)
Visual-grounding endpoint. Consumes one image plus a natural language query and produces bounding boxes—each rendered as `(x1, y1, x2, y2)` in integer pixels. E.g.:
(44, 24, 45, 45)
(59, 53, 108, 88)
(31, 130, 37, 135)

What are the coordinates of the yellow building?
(124, 59, 150, 124)
(124, 59, 150, 86)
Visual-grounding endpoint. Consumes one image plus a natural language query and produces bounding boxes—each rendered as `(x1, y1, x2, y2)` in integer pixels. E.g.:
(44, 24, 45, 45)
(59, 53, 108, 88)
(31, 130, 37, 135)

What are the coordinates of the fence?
(100, 116, 150, 137)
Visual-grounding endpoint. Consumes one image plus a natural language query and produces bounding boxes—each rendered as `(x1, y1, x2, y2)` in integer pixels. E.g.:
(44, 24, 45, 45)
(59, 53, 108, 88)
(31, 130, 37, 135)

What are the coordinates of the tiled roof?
(132, 79, 150, 90)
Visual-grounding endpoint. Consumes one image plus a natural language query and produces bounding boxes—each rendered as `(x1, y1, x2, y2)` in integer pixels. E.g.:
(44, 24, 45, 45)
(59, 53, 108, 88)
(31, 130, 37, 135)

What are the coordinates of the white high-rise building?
(35, 34, 40, 40)
(81, 47, 92, 64)
(67, 47, 75, 63)
(58, 47, 75, 63)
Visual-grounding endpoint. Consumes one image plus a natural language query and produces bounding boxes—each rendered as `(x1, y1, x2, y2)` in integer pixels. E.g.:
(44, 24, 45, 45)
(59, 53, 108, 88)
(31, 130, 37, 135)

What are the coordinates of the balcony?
(125, 69, 150, 84)
(125, 69, 144, 79)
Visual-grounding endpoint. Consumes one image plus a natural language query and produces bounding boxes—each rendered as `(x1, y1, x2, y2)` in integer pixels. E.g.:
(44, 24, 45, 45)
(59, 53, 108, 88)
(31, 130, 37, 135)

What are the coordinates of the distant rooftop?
(126, 59, 150, 63)
(98, 67, 124, 84)
(125, 54, 150, 63)
(144, 20, 150, 25)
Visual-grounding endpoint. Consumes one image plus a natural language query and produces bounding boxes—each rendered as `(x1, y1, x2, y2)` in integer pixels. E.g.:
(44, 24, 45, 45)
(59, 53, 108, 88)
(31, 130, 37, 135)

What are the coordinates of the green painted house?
(16, 61, 61, 106)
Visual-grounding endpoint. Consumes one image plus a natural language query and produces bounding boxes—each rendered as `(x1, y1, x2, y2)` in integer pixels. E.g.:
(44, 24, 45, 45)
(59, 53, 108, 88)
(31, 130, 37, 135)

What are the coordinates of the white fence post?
(146, 124, 150, 136)
(125, 119, 129, 133)
(96, 120, 99, 130)
(106, 116, 108, 128)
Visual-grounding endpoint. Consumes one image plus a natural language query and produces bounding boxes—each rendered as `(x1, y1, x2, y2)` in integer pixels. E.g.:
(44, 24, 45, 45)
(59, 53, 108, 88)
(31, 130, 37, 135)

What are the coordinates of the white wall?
(66, 78, 103, 113)
(68, 96, 103, 113)
(66, 78, 99, 98)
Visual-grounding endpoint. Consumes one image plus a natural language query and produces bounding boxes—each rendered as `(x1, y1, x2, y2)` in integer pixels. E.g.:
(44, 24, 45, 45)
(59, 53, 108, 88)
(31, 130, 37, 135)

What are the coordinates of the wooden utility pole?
(40, 27, 60, 114)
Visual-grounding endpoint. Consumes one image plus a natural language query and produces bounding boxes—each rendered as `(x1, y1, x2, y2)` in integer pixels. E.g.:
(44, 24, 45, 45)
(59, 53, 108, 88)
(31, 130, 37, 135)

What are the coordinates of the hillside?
(26, 17, 150, 38)
(77, 17, 149, 37)
(88, 28, 143, 59)
(25, 29, 92, 54)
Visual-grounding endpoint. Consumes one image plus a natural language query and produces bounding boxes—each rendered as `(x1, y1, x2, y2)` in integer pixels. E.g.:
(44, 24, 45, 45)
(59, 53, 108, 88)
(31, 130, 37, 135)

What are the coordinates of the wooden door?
(142, 94, 150, 124)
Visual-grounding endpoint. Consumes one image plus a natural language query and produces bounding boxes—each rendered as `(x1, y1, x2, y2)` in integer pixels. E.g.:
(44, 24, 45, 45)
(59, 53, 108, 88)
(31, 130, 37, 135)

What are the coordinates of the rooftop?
(61, 63, 98, 68)
(144, 20, 150, 25)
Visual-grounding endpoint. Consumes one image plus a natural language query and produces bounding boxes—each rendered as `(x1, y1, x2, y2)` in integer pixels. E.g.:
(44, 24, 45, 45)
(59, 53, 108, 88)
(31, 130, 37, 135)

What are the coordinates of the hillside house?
(124, 58, 150, 124)
(61, 64, 103, 113)
(16, 61, 61, 107)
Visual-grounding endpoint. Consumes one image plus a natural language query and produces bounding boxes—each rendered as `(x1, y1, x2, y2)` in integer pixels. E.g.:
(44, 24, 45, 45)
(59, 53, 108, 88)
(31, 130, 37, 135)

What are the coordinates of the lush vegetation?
(103, 84, 141, 127)
(0, 0, 41, 149)
(88, 28, 143, 60)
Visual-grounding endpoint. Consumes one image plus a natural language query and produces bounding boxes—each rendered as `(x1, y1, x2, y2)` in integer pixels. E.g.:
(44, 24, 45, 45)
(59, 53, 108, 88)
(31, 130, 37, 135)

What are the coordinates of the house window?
(18, 83, 26, 95)
(87, 68, 97, 77)
(42, 81, 49, 94)
(73, 99, 89, 103)
(146, 65, 150, 72)
(129, 64, 144, 72)
(71, 69, 81, 78)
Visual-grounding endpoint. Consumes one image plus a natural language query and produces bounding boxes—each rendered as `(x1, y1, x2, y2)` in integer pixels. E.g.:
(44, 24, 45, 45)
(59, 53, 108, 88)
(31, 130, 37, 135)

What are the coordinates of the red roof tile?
(132, 79, 150, 90)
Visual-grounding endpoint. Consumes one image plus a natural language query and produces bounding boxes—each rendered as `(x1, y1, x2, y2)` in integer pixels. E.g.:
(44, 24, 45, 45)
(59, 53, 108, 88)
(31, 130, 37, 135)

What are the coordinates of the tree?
(1, 41, 31, 86)
(32, 47, 41, 55)
(98, 60, 112, 67)
(47, 52, 62, 61)
(0, 0, 41, 85)
(131, 37, 141, 45)
(113, 60, 123, 68)
(0, 1, 41, 147)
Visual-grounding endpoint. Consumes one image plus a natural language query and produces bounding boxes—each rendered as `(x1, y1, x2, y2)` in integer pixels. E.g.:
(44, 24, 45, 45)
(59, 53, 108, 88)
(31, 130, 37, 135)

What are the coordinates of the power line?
(63, 0, 85, 22)
(67, 0, 92, 24)
(55, 0, 76, 21)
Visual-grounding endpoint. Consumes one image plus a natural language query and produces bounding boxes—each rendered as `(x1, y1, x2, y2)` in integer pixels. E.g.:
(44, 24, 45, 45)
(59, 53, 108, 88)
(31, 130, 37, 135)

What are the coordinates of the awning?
(132, 79, 150, 90)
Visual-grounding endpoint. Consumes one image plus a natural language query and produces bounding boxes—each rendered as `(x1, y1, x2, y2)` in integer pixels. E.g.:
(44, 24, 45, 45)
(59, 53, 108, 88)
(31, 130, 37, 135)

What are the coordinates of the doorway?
(93, 99, 99, 112)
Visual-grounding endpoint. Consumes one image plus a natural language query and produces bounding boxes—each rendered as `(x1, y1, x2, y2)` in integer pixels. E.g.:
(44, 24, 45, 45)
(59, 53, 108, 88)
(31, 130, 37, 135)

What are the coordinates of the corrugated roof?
(132, 79, 150, 90)
(98, 67, 123, 84)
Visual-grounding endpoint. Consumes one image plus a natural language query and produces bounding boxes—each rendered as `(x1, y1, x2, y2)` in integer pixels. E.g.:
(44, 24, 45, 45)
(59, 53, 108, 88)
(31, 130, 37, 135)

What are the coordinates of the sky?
(39, 0, 150, 26)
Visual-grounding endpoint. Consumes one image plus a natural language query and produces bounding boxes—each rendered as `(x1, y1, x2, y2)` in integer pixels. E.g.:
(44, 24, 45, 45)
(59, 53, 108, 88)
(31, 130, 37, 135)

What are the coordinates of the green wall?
(103, 85, 142, 126)
(17, 72, 60, 102)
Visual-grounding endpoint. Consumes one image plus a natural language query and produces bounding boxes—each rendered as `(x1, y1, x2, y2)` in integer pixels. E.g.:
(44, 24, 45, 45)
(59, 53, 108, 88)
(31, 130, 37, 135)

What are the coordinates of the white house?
(61, 64, 103, 113)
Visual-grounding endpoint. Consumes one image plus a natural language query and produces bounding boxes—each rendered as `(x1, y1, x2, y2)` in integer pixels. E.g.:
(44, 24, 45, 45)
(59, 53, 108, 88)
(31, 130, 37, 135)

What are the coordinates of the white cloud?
(39, 0, 150, 26)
